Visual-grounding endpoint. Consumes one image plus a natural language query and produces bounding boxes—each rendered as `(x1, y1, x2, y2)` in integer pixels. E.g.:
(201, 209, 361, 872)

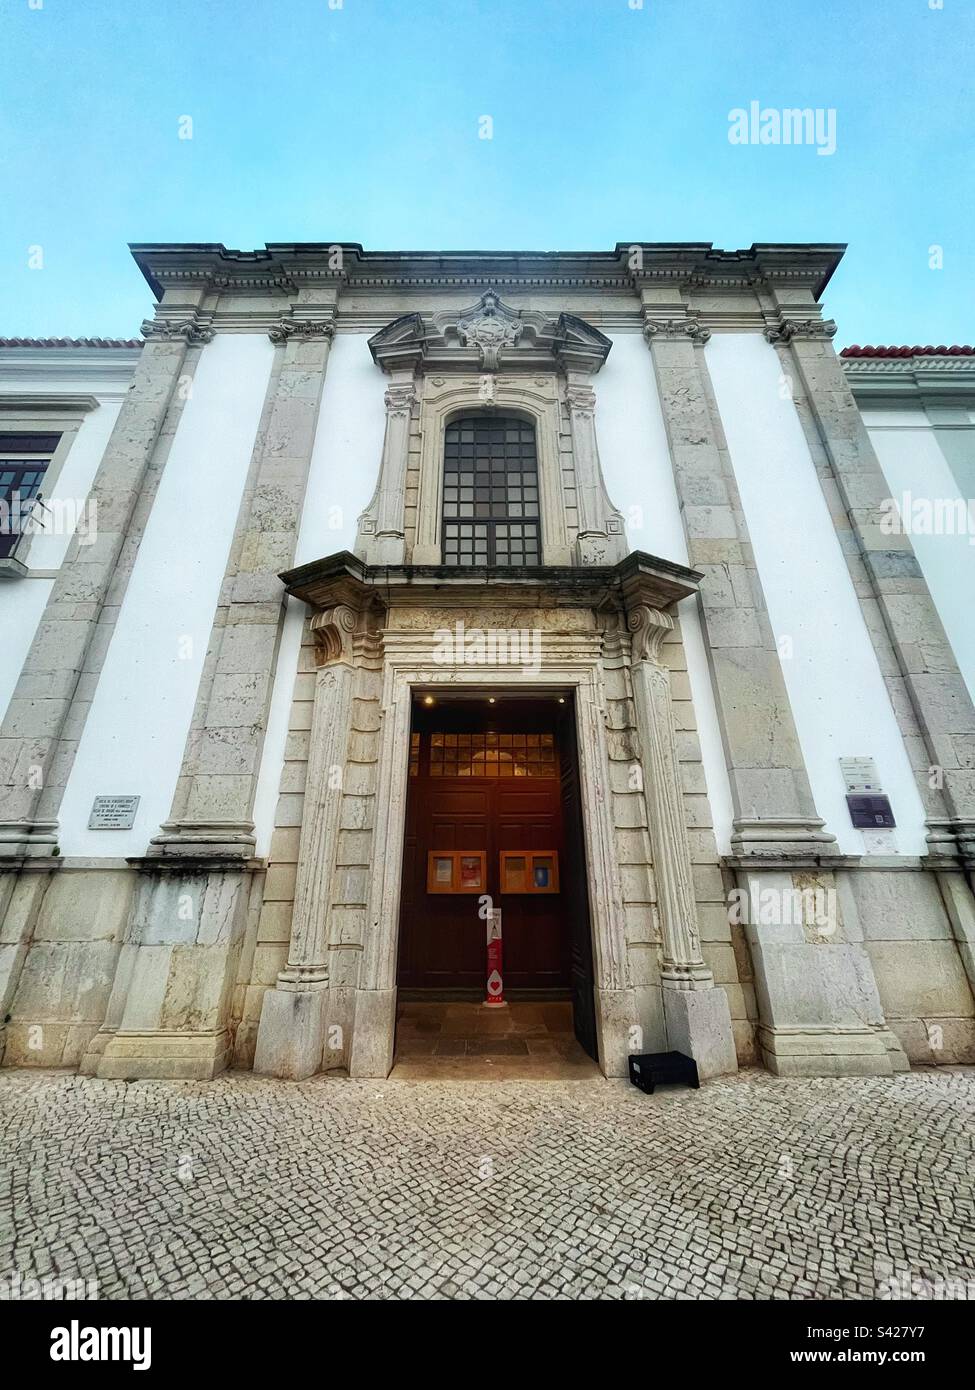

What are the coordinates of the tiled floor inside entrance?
(391, 1000, 601, 1080)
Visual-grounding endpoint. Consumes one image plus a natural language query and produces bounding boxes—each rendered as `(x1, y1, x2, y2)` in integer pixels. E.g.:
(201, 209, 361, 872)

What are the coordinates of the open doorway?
(392, 692, 599, 1078)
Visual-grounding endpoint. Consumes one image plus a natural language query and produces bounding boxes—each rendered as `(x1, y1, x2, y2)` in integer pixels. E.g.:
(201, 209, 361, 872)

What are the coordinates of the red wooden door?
(397, 709, 568, 991)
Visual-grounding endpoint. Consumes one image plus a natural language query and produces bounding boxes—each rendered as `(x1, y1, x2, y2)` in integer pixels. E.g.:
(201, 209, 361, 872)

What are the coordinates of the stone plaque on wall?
(88, 795, 140, 830)
(839, 756, 883, 793)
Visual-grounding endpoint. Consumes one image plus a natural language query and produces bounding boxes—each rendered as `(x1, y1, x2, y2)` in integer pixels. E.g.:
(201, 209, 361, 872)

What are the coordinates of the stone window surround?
(0, 396, 97, 576)
(358, 292, 627, 570)
(412, 377, 570, 566)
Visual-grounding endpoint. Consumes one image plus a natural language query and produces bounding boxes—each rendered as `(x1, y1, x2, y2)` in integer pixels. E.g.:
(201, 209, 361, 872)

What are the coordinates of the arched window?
(441, 415, 540, 567)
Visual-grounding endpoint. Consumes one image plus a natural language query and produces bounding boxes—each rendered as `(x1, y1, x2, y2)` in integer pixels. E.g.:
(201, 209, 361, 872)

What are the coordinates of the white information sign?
(88, 795, 140, 830)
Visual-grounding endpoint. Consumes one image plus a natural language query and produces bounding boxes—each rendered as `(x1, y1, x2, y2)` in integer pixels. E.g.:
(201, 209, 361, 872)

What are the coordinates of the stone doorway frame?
(255, 550, 738, 1084)
(349, 638, 634, 1079)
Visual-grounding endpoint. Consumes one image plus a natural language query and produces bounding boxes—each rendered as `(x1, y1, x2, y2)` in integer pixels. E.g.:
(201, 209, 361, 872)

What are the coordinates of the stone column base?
(730, 817, 839, 861)
(253, 987, 327, 1080)
(0, 819, 60, 858)
(594, 987, 640, 1078)
(936, 869, 975, 992)
(95, 1028, 232, 1081)
(349, 989, 397, 1078)
(758, 1024, 909, 1078)
(663, 985, 738, 1080)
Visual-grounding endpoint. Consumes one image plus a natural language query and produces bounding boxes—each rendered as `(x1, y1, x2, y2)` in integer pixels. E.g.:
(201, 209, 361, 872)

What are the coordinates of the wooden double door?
(396, 700, 598, 1058)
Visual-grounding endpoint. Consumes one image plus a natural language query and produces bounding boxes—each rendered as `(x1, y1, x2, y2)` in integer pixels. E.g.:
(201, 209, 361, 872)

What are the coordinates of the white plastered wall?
(252, 333, 387, 855)
(0, 397, 122, 726)
(705, 334, 928, 856)
(58, 333, 275, 856)
(596, 331, 736, 854)
(864, 407, 975, 703)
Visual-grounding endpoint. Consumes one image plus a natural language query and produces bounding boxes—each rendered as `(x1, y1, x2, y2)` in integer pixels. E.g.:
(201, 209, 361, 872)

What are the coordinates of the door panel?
(398, 709, 567, 992)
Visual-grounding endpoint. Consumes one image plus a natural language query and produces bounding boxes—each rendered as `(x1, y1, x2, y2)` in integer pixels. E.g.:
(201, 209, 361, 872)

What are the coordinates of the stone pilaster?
(348, 652, 414, 1079)
(641, 307, 836, 860)
(737, 863, 909, 1078)
(768, 313, 975, 871)
(86, 859, 258, 1080)
(356, 377, 416, 564)
(85, 310, 337, 1081)
(254, 606, 359, 1080)
(149, 312, 335, 858)
(626, 603, 737, 1079)
(0, 316, 209, 859)
(564, 379, 627, 565)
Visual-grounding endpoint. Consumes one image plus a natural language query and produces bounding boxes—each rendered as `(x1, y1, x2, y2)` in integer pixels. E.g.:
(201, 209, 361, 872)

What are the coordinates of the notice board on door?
(499, 850, 559, 894)
(426, 850, 487, 894)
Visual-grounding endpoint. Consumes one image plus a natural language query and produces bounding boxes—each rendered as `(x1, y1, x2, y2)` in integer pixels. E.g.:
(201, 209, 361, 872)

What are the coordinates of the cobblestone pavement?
(1, 1068, 973, 1300)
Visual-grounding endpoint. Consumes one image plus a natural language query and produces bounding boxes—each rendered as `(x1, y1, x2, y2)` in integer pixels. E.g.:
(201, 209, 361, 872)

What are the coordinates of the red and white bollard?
(484, 908, 505, 1007)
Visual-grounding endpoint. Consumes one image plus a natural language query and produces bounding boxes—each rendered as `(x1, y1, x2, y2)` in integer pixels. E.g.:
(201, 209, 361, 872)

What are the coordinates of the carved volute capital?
(627, 605, 675, 663)
(383, 384, 416, 418)
(269, 317, 336, 344)
(764, 318, 838, 345)
(140, 317, 214, 345)
(310, 605, 357, 665)
(642, 317, 711, 345)
(565, 383, 596, 417)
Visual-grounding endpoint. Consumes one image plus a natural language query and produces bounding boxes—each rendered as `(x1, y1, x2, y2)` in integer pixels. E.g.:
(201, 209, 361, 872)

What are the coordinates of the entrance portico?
(253, 549, 738, 1084)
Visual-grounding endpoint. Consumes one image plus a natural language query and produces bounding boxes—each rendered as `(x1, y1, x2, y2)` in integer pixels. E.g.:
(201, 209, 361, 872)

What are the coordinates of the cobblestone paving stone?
(1, 1068, 973, 1300)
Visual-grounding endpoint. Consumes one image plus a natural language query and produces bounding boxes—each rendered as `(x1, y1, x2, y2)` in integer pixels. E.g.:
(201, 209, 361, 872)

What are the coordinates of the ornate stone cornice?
(642, 317, 711, 344)
(268, 318, 336, 344)
(130, 242, 846, 308)
(140, 317, 214, 345)
(210, 272, 298, 294)
(0, 392, 99, 414)
(368, 292, 612, 377)
(280, 549, 701, 620)
(764, 318, 838, 345)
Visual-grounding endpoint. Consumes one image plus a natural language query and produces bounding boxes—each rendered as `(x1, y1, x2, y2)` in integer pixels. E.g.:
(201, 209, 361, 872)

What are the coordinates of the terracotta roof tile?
(841, 344, 974, 357)
(0, 337, 143, 349)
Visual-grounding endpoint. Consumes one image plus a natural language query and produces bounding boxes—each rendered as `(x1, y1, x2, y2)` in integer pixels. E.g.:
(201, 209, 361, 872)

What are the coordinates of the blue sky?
(1, 0, 972, 345)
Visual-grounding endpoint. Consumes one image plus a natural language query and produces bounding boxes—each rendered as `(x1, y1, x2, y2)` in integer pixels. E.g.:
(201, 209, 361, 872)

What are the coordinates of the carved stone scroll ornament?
(642, 318, 711, 344)
(627, 605, 676, 663)
(140, 318, 214, 345)
(310, 605, 356, 665)
(268, 318, 336, 344)
(764, 318, 838, 345)
(457, 290, 523, 369)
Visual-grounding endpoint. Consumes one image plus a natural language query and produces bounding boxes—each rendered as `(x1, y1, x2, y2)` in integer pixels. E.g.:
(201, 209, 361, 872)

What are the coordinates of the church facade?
(1, 242, 973, 1084)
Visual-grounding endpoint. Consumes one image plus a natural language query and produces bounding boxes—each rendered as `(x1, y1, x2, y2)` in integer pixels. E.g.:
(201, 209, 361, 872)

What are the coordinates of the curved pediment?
(368, 290, 611, 375)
